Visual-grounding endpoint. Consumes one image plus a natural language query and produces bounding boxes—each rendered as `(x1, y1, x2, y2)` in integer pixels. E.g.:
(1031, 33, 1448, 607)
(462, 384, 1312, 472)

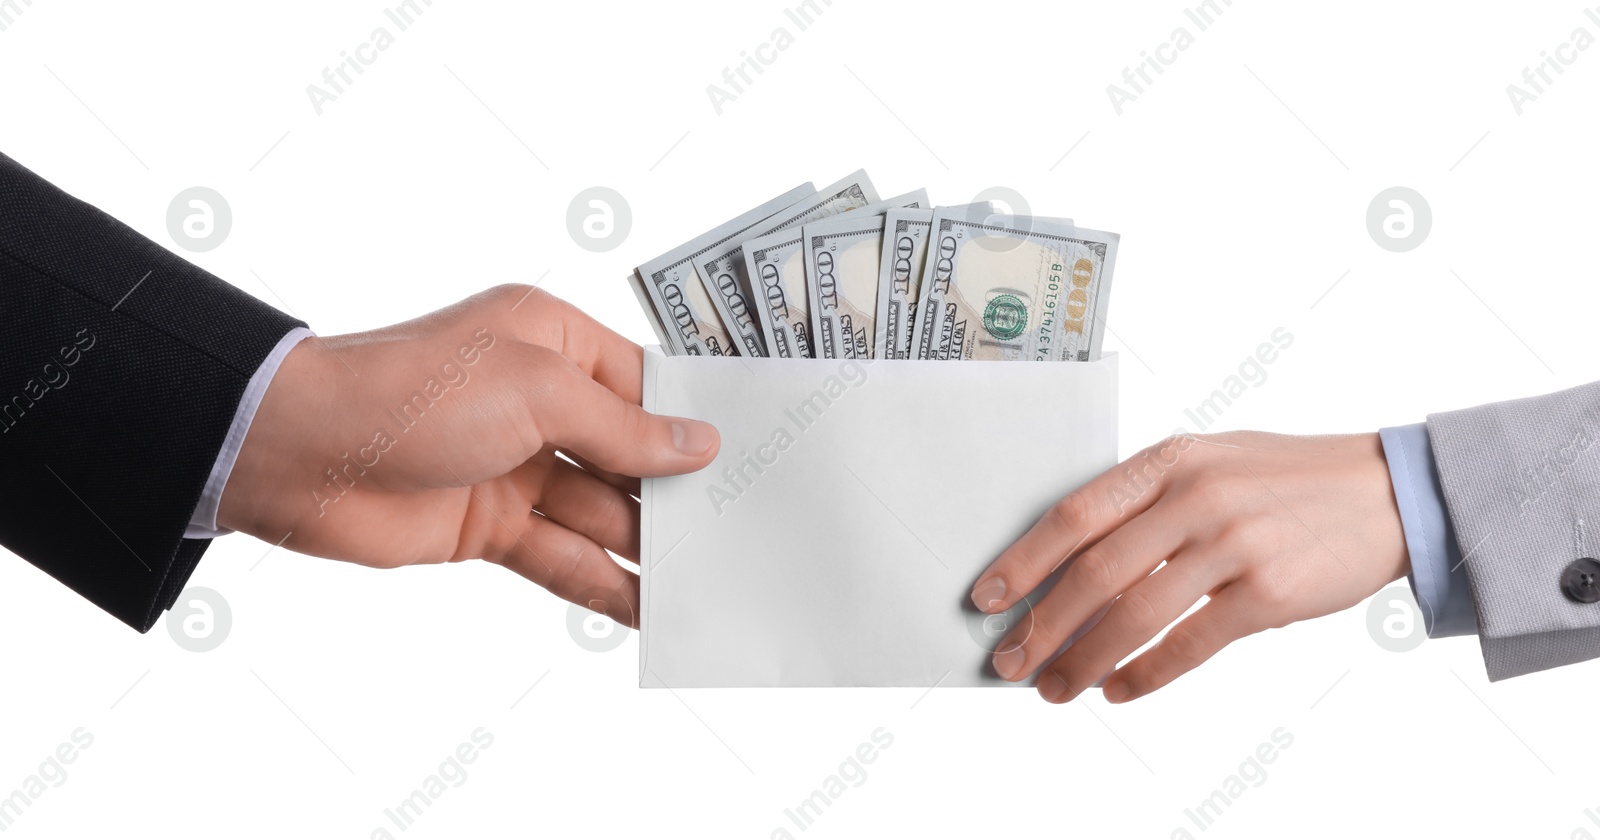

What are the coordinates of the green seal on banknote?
(982, 294, 1028, 341)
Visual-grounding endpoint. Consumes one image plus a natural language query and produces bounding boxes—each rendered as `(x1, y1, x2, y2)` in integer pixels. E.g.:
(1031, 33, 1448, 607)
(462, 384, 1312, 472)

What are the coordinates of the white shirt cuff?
(183, 327, 315, 540)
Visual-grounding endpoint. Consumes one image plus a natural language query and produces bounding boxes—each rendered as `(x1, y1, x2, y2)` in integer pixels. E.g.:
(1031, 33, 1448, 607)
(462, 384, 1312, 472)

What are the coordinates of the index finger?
(970, 434, 1194, 613)
(528, 345, 719, 479)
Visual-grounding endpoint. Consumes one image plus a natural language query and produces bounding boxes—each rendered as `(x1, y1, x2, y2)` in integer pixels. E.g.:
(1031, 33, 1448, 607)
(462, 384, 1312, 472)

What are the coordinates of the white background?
(1, 0, 1596, 836)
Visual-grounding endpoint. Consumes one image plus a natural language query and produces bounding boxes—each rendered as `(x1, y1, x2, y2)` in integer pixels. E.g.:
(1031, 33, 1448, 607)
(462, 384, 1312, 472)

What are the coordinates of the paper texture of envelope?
(640, 348, 1119, 687)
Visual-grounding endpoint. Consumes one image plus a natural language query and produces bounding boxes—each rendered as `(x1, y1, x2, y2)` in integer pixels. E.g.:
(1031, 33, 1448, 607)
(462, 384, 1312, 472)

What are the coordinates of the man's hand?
(217, 285, 718, 628)
(970, 431, 1409, 704)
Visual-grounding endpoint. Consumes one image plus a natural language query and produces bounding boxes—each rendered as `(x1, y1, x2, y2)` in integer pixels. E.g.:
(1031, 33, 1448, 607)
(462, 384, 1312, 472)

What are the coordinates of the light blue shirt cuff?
(1378, 423, 1477, 637)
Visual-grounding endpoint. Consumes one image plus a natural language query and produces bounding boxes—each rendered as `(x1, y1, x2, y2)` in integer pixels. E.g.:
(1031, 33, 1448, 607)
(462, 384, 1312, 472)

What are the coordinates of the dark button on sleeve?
(1561, 558, 1600, 604)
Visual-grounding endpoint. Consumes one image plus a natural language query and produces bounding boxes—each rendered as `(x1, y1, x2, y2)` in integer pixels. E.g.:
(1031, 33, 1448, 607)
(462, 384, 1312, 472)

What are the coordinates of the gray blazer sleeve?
(1427, 382, 1600, 680)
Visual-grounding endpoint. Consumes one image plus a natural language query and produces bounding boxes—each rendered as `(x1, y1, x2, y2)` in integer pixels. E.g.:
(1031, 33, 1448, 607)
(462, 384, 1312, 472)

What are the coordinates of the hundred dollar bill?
(874, 209, 934, 361)
(894, 204, 1061, 360)
(742, 228, 815, 359)
(911, 211, 1116, 362)
(908, 204, 992, 358)
(749, 190, 929, 359)
(626, 271, 674, 349)
(804, 213, 893, 359)
(696, 171, 879, 358)
(636, 182, 813, 355)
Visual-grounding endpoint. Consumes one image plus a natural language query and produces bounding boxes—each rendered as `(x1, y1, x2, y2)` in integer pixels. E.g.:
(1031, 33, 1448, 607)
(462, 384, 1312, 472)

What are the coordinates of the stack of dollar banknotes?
(627, 170, 1119, 362)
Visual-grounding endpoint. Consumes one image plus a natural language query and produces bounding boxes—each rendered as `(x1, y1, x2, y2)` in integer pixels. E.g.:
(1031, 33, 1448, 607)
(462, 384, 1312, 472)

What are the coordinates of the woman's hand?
(970, 431, 1409, 703)
(217, 285, 719, 628)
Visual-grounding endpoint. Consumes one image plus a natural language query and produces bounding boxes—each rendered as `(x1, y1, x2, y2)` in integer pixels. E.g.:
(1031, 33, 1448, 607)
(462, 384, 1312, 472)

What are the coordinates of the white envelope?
(639, 348, 1119, 687)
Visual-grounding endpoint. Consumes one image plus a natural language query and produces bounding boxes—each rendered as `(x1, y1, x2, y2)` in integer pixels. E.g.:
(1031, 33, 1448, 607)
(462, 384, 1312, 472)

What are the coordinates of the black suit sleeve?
(0, 152, 306, 632)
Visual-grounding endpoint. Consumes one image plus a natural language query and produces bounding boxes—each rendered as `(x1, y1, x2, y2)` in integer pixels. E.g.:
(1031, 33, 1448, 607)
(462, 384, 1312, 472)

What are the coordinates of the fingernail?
(1037, 671, 1071, 704)
(671, 420, 716, 457)
(992, 645, 1026, 681)
(970, 577, 1008, 612)
(1102, 680, 1130, 704)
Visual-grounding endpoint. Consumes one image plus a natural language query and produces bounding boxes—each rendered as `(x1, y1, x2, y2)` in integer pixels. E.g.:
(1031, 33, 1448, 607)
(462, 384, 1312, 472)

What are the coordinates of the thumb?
(527, 345, 719, 477)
